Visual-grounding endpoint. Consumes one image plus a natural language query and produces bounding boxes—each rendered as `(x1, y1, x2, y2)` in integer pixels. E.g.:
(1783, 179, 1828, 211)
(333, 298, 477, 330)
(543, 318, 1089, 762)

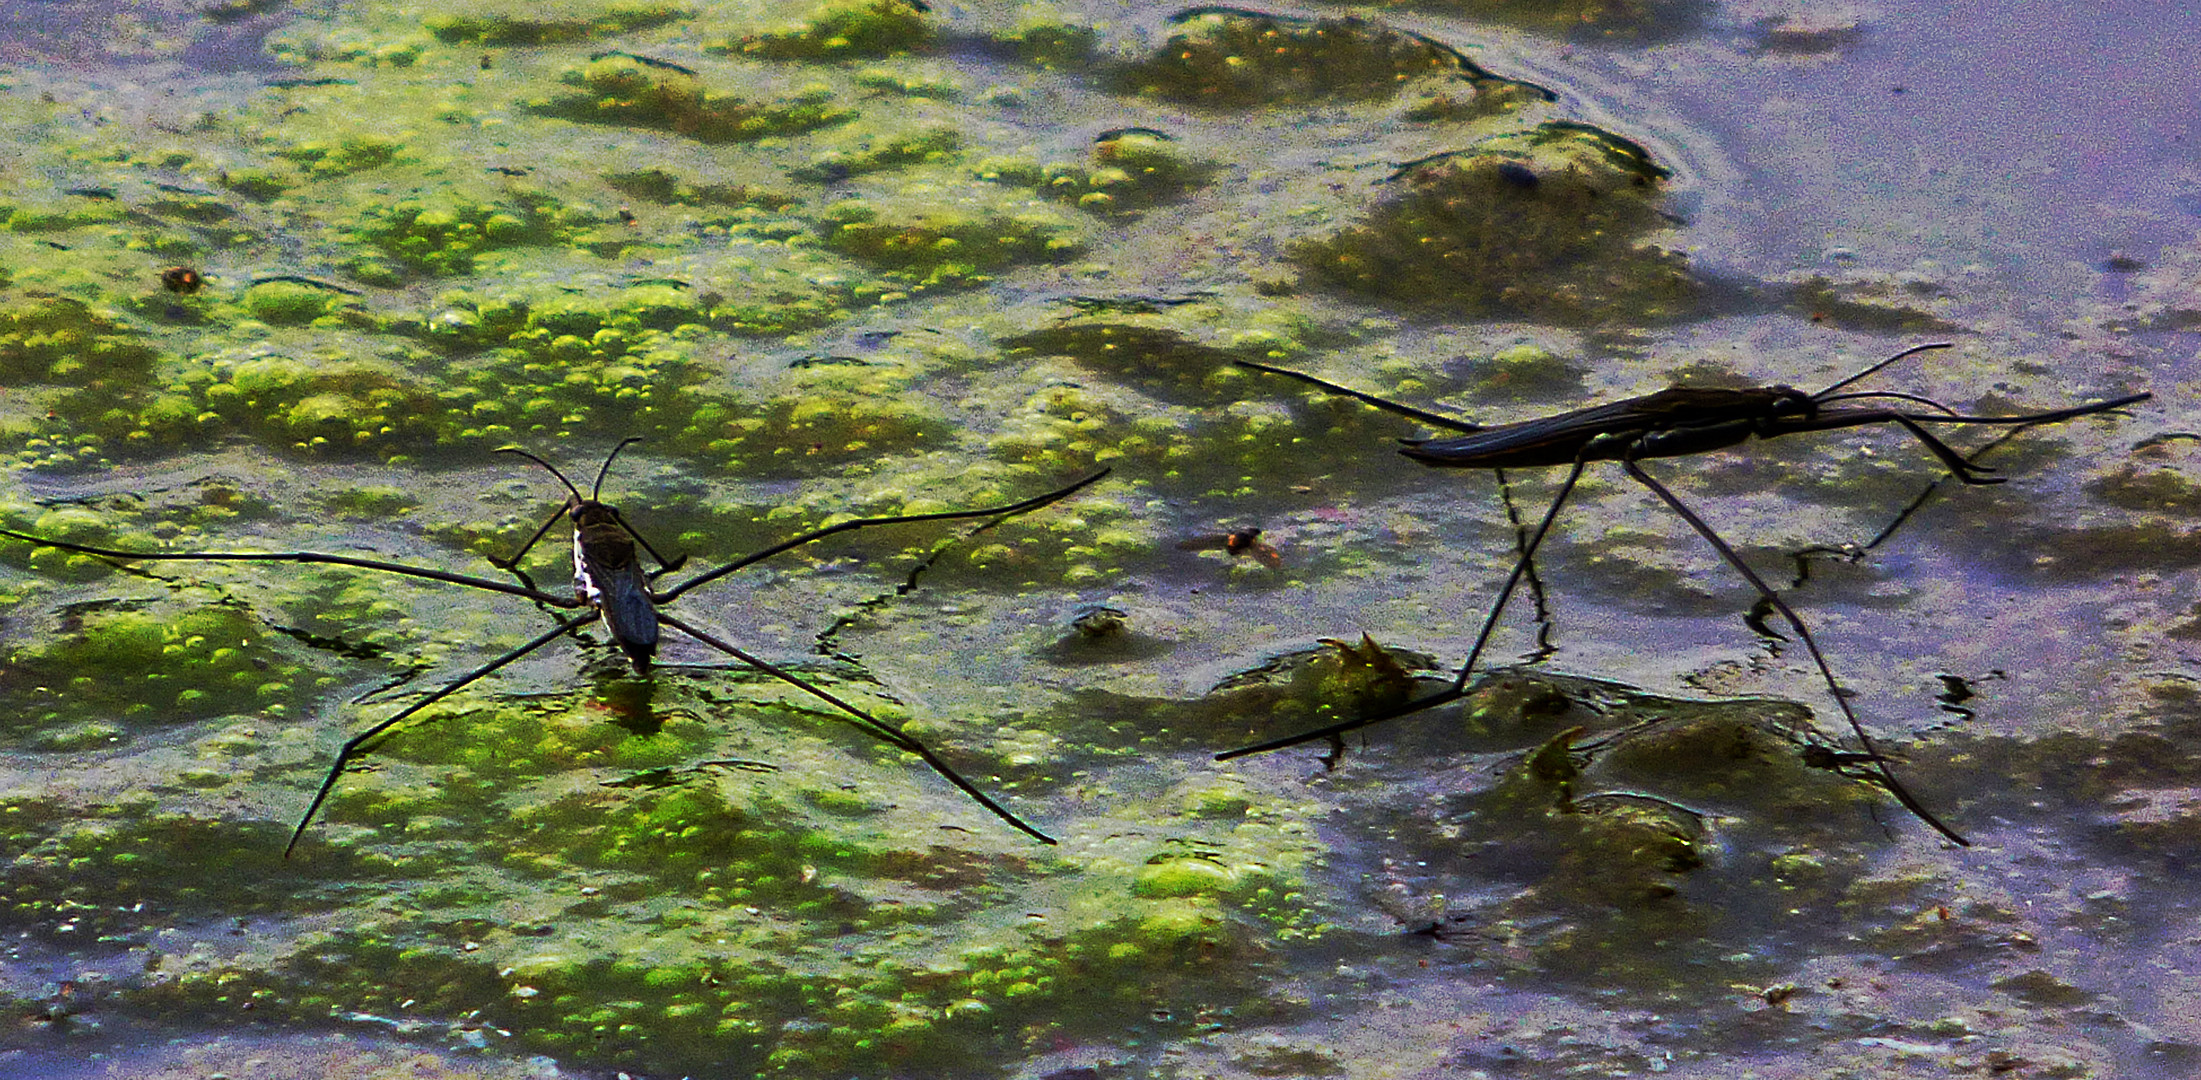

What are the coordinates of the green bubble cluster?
(45, 666, 1312, 1076)
(342, 190, 588, 281)
(241, 281, 347, 326)
(0, 279, 953, 471)
(533, 55, 856, 145)
(820, 200, 1082, 291)
(0, 601, 315, 737)
(1291, 122, 1698, 322)
(987, 12, 1099, 71)
(219, 167, 294, 202)
(423, 1, 692, 46)
(797, 126, 959, 182)
(0, 298, 160, 386)
(0, 197, 125, 234)
(1116, 10, 1474, 107)
(989, 323, 1411, 486)
(604, 169, 800, 212)
(978, 131, 1215, 215)
(0, 798, 307, 946)
(275, 136, 405, 178)
(714, 0, 932, 61)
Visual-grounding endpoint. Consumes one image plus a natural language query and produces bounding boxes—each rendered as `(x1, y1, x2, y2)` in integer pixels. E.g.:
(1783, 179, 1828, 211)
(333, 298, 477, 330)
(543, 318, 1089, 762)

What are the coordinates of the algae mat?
(2, 1, 2198, 1077)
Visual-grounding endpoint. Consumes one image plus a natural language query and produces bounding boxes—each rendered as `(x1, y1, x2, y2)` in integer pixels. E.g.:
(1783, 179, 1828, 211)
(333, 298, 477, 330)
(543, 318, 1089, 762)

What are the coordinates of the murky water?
(2, 1, 2198, 1078)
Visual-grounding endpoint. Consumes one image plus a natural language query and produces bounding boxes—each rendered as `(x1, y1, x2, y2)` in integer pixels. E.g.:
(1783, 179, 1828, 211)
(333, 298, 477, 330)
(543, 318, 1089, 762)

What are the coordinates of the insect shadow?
(0, 440, 1109, 850)
(1216, 343, 2152, 847)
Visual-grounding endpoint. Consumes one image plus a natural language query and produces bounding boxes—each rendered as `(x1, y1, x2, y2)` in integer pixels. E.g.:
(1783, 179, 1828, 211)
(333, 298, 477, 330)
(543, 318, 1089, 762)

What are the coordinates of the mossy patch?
(532, 55, 856, 144)
(1117, 10, 1491, 107)
(712, 0, 933, 61)
(424, 1, 693, 46)
(978, 130, 1217, 215)
(1406, 0, 1711, 41)
(1, 599, 317, 736)
(341, 189, 598, 281)
(0, 298, 162, 386)
(1291, 121, 1699, 323)
(820, 198, 1084, 291)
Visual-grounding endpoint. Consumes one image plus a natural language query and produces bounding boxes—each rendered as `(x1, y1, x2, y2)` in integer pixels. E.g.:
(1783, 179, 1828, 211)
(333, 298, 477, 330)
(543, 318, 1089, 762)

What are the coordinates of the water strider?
(1218, 343, 2150, 847)
(0, 440, 1108, 850)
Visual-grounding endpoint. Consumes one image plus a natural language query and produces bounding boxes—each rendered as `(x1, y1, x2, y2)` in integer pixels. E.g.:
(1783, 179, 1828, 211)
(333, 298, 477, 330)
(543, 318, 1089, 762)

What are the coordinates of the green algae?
(1291, 121, 1698, 322)
(424, 1, 694, 46)
(0, 600, 317, 733)
(713, 0, 933, 62)
(820, 198, 1084, 291)
(985, 11, 1101, 71)
(274, 136, 407, 178)
(1118, 10, 1495, 108)
(979, 130, 1217, 215)
(0, 0, 2173, 1075)
(796, 125, 959, 182)
(1398, 0, 1710, 40)
(989, 320, 1448, 489)
(71, 672, 1312, 1076)
(242, 280, 348, 326)
(341, 190, 598, 281)
(219, 167, 294, 202)
(603, 168, 800, 212)
(0, 297, 161, 386)
(532, 54, 856, 145)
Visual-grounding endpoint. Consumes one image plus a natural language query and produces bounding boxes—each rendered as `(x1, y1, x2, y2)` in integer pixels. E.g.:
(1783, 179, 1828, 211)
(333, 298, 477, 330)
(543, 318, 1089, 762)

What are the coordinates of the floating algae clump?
(274, 136, 405, 178)
(1000, 324, 1254, 407)
(820, 199, 1083, 291)
(1117, 9, 1522, 107)
(196, 356, 448, 457)
(533, 54, 854, 144)
(424, 1, 692, 45)
(602, 168, 799, 211)
(0, 298, 174, 470)
(797, 126, 960, 182)
(341, 191, 589, 281)
(241, 280, 345, 326)
(1291, 121, 1698, 323)
(0, 600, 314, 736)
(713, 0, 933, 61)
(979, 130, 1216, 214)
(0, 298, 160, 386)
(1411, 0, 1708, 41)
(81, 664, 1309, 1076)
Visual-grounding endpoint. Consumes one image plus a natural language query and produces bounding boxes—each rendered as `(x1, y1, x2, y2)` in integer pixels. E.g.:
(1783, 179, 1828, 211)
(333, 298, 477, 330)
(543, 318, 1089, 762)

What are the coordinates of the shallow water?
(1, 1, 2198, 1078)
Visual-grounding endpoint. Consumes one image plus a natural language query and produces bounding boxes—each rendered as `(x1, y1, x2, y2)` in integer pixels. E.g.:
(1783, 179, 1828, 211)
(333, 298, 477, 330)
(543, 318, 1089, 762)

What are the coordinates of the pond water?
(1, 1, 2198, 1078)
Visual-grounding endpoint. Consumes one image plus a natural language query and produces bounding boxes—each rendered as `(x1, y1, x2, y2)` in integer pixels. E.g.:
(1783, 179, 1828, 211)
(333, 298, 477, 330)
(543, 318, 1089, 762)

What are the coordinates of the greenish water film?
(1, 1, 2197, 1077)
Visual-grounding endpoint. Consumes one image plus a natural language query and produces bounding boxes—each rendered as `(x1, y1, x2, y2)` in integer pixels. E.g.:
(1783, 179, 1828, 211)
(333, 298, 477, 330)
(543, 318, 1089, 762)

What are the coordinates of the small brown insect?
(1177, 526, 1282, 567)
(160, 266, 204, 294)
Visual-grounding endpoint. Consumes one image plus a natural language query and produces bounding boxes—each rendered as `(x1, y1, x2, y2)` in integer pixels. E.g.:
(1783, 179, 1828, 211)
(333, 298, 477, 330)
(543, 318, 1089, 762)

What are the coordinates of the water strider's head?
(495, 436, 645, 518)
(1763, 385, 1816, 419)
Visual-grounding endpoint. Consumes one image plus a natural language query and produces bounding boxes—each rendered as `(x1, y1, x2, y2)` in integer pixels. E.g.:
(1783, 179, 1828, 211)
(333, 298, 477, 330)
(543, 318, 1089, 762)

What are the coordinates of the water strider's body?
(1399, 379, 2149, 474)
(568, 499, 659, 667)
(1221, 344, 2151, 848)
(490, 443, 677, 669)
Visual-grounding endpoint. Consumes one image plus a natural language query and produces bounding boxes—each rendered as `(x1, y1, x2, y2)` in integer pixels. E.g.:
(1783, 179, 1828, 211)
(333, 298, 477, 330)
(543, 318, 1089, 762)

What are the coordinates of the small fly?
(1177, 526, 1283, 567)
